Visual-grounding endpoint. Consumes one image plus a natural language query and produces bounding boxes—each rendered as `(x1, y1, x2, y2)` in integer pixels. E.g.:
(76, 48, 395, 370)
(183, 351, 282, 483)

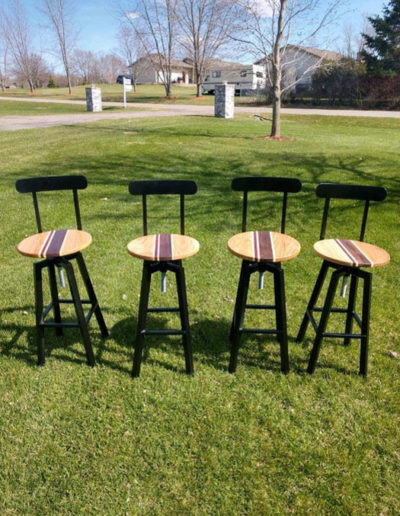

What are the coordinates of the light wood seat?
(127, 233, 199, 262)
(17, 229, 92, 259)
(228, 230, 300, 263)
(313, 238, 390, 268)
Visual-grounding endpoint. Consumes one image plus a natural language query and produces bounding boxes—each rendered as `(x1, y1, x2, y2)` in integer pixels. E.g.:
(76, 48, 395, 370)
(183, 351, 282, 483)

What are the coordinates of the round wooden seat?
(228, 230, 301, 263)
(313, 238, 390, 268)
(17, 229, 92, 259)
(127, 233, 200, 261)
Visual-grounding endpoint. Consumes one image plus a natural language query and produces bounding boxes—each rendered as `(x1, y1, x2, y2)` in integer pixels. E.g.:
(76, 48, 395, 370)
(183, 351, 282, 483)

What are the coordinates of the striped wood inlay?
(228, 231, 301, 263)
(313, 238, 390, 268)
(127, 233, 200, 261)
(17, 229, 92, 258)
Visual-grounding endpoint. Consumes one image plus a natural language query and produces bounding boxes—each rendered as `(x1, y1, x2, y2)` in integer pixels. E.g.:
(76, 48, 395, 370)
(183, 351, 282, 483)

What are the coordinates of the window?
(240, 70, 247, 77)
(256, 71, 264, 78)
(212, 71, 221, 78)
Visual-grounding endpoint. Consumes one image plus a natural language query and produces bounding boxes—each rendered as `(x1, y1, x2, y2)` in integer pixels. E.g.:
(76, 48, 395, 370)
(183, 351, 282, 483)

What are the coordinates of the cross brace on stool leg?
(296, 260, 372, 376)
(229, 260, 289, 374)
(132, 259, 194, 377)
(33, 252, 108, 366)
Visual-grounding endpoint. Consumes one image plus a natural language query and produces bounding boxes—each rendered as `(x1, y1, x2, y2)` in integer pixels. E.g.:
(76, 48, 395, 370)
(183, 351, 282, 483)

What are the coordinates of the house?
(256, 45, 344, 93)
(130, 54, 193, 85)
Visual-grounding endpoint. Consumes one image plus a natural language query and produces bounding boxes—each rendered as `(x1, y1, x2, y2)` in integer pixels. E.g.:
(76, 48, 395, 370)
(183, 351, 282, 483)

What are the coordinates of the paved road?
(1, 95, 400, 131)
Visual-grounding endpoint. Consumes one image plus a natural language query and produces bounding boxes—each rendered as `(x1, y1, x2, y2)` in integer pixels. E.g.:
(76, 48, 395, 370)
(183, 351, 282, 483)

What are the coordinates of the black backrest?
(316, 183, 387, 241)
(128, 180, 198, 235)
(16, 175, 87, 232)
(231, 176, 302, 233)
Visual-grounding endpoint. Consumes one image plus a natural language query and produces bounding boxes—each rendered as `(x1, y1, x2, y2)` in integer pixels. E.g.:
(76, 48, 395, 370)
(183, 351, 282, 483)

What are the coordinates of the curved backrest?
(16, 175, 87, 232)
(231, 176, 302, 233)
(316, 183, 388, 241)
(128, 180, 198, 235)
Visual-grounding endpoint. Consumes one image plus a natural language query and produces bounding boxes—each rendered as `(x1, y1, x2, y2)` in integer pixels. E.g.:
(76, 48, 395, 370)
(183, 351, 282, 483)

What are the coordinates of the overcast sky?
(21, 0, 387, 69)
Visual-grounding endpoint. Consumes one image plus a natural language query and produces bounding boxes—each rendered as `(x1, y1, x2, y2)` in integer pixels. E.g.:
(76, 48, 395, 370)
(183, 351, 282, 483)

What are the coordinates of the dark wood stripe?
(159, 234, 172, 260)
(40, 230, 54, 258)
(258, 231, 273, 261)
(45, 229, 68, 257)
(336, 239, 372, 266)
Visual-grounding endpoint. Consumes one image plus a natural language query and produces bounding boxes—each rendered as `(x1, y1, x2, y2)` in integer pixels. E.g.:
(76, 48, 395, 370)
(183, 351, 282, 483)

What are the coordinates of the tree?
(362, 0, 400, 76)
(0, 0, 40, 93)
(40, 0, 77, 94)
(0, 38, 9, 91)
(123, 0, 179, 97)
(115, 23, 145, 91)
(232, 0, 343, 138)
(176, 0, 236, 97)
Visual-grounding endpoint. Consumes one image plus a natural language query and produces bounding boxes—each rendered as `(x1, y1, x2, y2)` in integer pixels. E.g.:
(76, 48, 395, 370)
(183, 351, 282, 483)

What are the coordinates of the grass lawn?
(0, 114, 399, 514)
(0, 83, 259, 106)
(0, 100, 135, 117)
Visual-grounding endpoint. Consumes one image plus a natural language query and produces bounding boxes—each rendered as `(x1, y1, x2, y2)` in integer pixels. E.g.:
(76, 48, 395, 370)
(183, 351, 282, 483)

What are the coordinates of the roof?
(132, 54, 192, 69)
(255, 45, 344, 64)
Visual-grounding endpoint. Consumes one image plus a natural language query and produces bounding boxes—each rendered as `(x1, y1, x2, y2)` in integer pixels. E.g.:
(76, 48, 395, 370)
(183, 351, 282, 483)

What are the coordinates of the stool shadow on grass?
(0, 306, 103, 367)
(108, 315, 190, 375)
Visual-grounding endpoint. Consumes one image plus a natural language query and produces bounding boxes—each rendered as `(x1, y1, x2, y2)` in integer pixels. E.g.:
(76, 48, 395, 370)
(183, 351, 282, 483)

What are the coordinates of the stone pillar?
(215, 83, 234, 118)
(85, 86, 102, 112)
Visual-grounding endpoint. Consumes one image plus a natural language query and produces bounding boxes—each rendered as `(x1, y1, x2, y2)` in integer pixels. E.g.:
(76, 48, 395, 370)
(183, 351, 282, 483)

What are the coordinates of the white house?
(130, 54, 193, 85)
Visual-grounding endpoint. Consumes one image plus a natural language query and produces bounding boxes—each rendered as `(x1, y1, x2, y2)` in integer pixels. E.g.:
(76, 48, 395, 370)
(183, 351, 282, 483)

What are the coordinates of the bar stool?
(16, 175, 108, 366)
(126, 180, 199, 377)
(296, 183, 390, 376)
(228, 177, 302, 374)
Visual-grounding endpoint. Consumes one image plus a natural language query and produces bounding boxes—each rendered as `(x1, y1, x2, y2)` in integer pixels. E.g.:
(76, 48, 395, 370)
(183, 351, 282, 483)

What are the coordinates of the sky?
(20, 0, 388, 70)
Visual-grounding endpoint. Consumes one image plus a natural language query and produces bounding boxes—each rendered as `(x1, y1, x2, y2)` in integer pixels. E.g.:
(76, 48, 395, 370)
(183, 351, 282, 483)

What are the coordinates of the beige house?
(130, 54, 193, 85)
(256, 45, 344, 92)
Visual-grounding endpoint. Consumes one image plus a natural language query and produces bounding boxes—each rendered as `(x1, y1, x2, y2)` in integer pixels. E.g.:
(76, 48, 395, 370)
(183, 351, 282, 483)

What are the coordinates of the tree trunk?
(271, 91, 281, 137)
(196, 81, 201, 97)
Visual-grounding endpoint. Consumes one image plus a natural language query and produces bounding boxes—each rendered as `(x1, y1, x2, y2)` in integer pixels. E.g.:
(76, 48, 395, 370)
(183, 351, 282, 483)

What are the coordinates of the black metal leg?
(307, 269, 342, 374)
(63, 261, 95, 367)
(229, 262, 250, 373)
(132, 262, 152, 378)
(34, 263, 45, 366)
(48, 263, 63, 336)
(344, 275, 358, 346)
(273, 265, 289, 374)
(296, 260, 330, 343)
(76, 253, 109, 338)
(360, 273, 372, 377)
(230, 261, 248, 342)
(176, 261, 194, 375)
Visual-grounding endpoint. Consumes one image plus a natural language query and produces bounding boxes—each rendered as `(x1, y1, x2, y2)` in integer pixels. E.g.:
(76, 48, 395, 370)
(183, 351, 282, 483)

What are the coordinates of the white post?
(123, 77, 132, 108)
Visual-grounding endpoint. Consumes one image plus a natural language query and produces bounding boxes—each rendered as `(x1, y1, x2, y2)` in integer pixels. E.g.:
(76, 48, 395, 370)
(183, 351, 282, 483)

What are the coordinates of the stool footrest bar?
(240, 328, 278, 335)
(141, 329, 185, 336)
(147, 307, 180, 313)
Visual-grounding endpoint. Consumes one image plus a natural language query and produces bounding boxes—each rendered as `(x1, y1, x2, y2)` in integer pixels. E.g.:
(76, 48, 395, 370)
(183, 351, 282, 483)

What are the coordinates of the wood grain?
(313, 239, 390, 268)
(228, 231, 301, 263)
(127, 233, 200, 261)
(17, 229, 92, 258)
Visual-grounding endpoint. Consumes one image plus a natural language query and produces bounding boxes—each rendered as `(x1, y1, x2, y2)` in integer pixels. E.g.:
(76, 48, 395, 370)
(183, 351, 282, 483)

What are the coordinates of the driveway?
(1, 96, 400, 131)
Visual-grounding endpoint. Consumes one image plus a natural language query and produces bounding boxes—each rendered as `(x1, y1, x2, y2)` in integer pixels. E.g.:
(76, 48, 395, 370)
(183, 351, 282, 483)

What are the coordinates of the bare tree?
(115, 23, 145, 91)
(0, 0, 40, 93)
(40, 0, 77, 94)
(176, 0, 236, 97)
(233, 0, 344, 138)
(0, 38, 9, 91)
(123, 0, 179, 97)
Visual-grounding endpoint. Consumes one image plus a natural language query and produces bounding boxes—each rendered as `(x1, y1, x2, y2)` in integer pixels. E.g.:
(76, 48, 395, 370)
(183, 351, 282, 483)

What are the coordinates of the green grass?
(0, 99, 139, 116)
(0, 114, 399, 514)
(0, 83, 259, 106)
